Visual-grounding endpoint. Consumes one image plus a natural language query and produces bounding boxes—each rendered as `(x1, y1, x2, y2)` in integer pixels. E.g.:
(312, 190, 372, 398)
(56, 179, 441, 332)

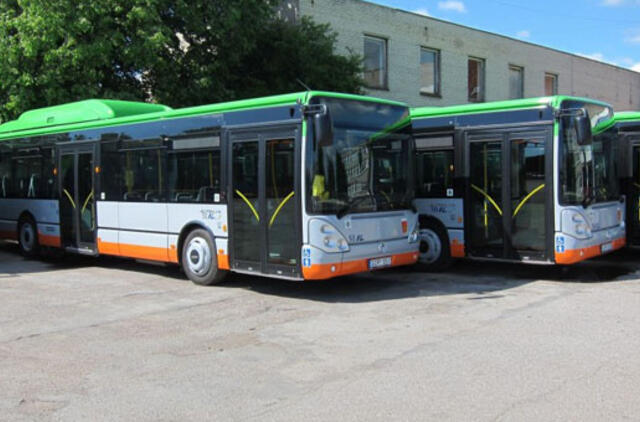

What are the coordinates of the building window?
(420, 47, 440, 96)
(468, 57, 485, 102)
(364, 35, 387, 89)
(509, 65, 524, 99)
(545, 73, 558, 96)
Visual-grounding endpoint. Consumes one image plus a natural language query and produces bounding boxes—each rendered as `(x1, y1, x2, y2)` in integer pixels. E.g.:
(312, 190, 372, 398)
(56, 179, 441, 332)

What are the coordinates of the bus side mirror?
(575, 113, 592, 145)
(313, 107, 334, 148)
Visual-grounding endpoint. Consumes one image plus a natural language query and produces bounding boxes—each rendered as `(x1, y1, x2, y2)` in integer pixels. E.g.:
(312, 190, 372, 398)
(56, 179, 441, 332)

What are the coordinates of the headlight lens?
(310, 219, 350, 253)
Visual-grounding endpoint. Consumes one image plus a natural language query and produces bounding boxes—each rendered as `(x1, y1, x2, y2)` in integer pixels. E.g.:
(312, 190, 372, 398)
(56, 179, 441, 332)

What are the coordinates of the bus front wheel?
(18, 216, 40, 258)
(416, 219, 451, 272)
(181, 229, 227, 286)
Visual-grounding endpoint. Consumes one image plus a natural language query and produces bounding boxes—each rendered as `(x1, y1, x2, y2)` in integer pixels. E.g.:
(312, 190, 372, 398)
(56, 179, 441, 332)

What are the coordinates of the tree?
(0, 1, 363, 123)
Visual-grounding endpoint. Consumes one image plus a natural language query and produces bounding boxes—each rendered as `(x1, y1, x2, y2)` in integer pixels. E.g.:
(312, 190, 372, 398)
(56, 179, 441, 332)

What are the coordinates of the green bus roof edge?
(410, 95, 613, 120)
(0, 91, 405, 141)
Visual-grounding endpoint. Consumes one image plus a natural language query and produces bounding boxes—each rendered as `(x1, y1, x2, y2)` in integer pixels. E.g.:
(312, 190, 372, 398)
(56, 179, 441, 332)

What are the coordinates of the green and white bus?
(0, 92, 419, 284)
(613, 111, 640, 247)
(410, 96, 625, 269)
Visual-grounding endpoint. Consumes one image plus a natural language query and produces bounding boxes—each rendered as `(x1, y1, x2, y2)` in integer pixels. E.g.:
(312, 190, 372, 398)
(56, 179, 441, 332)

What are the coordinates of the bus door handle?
(235, 190, 260, 222)
(269, 191, 295, 228)
(63, 189, 76, 209)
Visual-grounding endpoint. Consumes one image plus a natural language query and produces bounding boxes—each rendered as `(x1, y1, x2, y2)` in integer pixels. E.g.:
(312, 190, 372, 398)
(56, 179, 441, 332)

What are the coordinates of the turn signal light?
(401, 219, 408, 234)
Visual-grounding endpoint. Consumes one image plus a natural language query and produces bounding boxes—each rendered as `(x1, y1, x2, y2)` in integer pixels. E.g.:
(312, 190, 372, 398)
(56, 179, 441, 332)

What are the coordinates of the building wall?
(296, 0, 640, 110)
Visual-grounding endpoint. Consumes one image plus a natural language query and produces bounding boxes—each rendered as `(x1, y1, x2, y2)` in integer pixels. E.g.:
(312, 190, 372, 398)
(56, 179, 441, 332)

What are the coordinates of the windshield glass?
(306, 97, 413, 215)
(559, 100, 618, 205)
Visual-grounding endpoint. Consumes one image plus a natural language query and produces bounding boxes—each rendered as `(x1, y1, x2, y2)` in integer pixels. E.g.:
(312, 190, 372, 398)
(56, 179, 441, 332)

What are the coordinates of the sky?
(368, 0, 640, 72)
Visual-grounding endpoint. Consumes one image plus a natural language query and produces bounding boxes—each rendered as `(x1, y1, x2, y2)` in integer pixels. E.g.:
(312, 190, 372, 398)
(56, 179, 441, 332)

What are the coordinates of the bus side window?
(0, 153, 11, 198)
(416, 149, 454, 197)
(121, 148, 166, 202)
(41, 147, 57, 199)
(168, 149, 221, 203)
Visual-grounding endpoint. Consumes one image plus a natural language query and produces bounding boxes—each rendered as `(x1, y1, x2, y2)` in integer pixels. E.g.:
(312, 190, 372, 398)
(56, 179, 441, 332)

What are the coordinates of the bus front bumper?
(554, 226, 625, 265)
(301, 238, 419, 280)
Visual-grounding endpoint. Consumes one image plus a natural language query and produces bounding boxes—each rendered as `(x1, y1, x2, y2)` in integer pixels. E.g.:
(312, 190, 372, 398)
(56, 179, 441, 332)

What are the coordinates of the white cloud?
(437, 1, 466, 13)
(579, 52, 608, 63)
(516, 30, 530, 39)
(413, 8, 430, 16)
(633, 63, 640, 72)
(626, 34, 640, 44)
(602, 0, 624, 5)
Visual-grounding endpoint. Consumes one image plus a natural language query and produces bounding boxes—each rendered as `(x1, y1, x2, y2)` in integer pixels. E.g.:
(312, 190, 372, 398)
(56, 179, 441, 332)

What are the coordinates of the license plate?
(369, 257, 392, 270)
(601, 242, 614, 253)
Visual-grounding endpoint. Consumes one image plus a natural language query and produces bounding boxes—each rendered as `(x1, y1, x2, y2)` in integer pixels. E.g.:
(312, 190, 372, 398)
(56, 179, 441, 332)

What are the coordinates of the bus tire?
(181, 228, 227, 286)
(18, 216, 40, 258)
(416, 219, 451, 272)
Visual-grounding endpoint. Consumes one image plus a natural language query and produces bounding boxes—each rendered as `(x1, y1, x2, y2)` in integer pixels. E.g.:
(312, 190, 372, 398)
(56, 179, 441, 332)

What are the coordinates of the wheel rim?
(419, 229, 442, 264)
(185, 237, 212, 276)
(20, 222, 35, 253)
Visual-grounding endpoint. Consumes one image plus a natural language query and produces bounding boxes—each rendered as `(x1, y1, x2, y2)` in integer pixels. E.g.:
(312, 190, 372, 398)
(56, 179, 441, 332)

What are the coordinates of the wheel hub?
(419, 229, 442, 264)
(185, 237, 211, 276)
(20, 223, 35, 252)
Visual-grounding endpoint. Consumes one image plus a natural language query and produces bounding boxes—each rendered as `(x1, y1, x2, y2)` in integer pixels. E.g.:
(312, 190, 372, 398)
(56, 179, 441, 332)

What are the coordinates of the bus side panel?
(0, 199, 60, 245)
(414, 198, 465, 257)
(167, 203, 229, 268)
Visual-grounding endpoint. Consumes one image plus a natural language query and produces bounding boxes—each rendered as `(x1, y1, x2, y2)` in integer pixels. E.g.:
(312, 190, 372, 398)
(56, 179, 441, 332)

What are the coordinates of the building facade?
(289, 0, 640, 110)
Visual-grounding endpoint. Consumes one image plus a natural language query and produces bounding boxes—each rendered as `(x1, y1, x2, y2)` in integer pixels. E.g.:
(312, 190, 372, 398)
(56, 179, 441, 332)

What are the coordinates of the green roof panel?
(0, 99, 172, 135)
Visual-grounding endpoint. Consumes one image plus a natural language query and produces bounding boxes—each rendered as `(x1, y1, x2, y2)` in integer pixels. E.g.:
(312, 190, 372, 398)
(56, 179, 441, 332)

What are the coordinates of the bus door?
(465, 128, 551, 261)
(629, 135, 640, 245)
(57, 143, 97, 254)
(228, 127, 301, 277)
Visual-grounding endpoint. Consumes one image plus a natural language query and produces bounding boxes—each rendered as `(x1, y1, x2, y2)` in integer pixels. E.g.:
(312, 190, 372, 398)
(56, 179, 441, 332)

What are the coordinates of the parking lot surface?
(1, 241, 640, 421)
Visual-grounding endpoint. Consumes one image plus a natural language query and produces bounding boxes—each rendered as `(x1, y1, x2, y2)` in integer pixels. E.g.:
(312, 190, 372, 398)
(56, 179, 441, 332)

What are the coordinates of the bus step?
(65, 247, 98, 256)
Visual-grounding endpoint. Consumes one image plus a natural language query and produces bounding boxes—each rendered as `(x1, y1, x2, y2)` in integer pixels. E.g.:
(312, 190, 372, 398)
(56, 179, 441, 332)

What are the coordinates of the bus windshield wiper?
(336, 195, 372, 219)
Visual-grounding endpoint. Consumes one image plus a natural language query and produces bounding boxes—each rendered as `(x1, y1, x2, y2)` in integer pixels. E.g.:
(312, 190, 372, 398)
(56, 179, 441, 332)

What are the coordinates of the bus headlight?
(570, 212, 592, 239)
(310, 220, 350, 253)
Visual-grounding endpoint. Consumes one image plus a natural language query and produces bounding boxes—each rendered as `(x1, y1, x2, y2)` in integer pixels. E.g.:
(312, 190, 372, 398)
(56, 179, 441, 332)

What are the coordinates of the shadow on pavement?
(2, 240, 639, 303)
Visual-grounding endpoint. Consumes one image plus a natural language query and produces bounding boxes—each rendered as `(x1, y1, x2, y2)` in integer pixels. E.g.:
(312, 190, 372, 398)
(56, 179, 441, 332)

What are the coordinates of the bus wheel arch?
(17, 212, 40, 258)
(178, 224, 227, 286)
(417, 216, 452, 272)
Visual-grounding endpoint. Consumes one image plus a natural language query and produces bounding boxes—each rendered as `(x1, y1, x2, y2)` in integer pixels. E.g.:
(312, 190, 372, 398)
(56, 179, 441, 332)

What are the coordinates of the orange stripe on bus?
(302, 251, 418, 280)
(97, 239, 168, 262)
(0, 230, 17, 240)
(450, 241, 465, 258)
(555, 236, 625, 265)
(98, 238, 228, 268)
(218, 252, 230, 270)
(38, 234, 61, 247)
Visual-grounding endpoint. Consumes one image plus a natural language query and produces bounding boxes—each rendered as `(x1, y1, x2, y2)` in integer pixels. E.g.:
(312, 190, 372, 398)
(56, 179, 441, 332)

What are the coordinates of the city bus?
(0, 91, 419, 284)
(410, 96, 625, 270)
(614, 111, 640, 247)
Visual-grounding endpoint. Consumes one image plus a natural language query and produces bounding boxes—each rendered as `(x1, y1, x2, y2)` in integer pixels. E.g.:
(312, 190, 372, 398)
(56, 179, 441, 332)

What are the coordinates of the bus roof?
(614, 111, 640, 124)
(410, 95, 612, 120)
(0, 91, 405, 140)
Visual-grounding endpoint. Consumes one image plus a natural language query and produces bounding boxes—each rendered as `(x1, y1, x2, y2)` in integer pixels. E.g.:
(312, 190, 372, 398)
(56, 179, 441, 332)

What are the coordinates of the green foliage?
(0, 1, 364, 122)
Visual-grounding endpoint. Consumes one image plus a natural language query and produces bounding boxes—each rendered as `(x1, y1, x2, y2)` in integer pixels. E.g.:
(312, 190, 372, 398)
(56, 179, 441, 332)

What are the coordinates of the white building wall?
(297, 0, 640, 110)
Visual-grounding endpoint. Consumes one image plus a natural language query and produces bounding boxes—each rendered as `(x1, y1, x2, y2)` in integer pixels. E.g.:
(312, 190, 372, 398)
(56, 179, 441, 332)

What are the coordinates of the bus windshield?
(559, 101, 618, 205)
(307, 97, 413, 215)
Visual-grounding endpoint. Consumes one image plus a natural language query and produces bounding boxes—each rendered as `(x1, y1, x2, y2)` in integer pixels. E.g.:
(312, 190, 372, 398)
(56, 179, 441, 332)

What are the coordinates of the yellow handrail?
(512, 184, 545, 218)
(81, 190, 94, 213)
(471, 184, 503, 216)
(235, 190, 260, 221)
(63, 189, 76, 209)
(269, 191, 295, 228)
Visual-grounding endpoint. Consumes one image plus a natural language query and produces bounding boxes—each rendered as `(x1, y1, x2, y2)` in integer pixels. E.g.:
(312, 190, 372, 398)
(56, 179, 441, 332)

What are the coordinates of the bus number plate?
(601, 242, 614, 253)
(369, 257, 392, 270)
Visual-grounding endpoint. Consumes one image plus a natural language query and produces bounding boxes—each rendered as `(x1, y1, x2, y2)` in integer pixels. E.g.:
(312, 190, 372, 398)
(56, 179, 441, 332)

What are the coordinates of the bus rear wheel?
(181, 229, 227, 286)
(18, 216, 40, 258)
(416, 220, 451, 272)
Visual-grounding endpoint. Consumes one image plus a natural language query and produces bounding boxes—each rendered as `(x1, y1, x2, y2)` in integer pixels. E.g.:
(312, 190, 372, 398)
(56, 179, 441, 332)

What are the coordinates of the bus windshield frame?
(305, 96, 414, 216)
(558, 100, 619, 206)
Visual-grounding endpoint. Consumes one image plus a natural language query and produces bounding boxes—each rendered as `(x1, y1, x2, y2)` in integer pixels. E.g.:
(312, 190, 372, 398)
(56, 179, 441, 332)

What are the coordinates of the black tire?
(415, 219, 452, 272)
(181, 228, 227, 286)
(18, 216, 40, 258)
